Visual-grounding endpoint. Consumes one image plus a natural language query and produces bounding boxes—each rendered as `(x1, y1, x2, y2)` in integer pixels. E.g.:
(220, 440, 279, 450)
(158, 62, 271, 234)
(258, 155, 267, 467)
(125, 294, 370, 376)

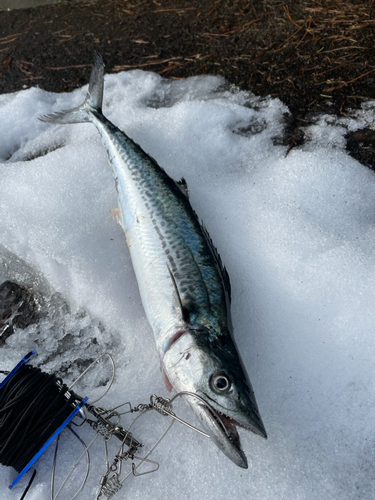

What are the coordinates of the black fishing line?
(0, 363, 83, 473)
(19, 469, 36, 500)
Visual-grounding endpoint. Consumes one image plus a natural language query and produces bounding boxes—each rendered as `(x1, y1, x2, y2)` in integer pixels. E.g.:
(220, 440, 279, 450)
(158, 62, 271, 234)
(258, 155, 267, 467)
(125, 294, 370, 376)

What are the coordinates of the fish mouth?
(198, 402, 249, 468)
(194, 393, 267, 469)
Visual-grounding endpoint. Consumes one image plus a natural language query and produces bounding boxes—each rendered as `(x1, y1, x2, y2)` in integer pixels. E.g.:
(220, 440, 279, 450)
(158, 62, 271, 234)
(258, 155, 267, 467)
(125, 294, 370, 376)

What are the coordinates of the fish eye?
(210, 371, 231, 394)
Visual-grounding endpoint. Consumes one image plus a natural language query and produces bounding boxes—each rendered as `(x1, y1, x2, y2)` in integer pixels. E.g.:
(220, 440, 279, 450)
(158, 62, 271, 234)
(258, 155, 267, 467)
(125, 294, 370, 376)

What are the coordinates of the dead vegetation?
(0, 0, 375, 118)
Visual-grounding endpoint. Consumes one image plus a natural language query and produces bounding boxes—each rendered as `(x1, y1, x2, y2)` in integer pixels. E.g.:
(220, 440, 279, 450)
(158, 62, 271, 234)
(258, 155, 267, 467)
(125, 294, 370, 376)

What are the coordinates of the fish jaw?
(186, 384, 267, 468)
(190, 397, 249, 468)
(162, 328, 266, 468)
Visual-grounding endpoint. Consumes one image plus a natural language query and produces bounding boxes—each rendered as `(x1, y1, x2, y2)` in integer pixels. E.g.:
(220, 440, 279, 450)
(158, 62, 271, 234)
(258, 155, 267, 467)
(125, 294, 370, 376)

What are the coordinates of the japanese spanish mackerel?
(40, 54, 266, 468)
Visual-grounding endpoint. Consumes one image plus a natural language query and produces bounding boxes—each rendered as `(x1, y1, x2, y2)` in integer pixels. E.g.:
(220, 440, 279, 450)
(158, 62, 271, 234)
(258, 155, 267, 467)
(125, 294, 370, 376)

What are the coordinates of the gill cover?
(162, 327, 266, 468)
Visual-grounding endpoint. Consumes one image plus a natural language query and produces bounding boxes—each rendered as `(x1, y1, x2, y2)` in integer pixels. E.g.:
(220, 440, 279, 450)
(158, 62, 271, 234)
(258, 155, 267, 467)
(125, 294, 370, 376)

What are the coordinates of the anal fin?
(110, 208, 122, 227)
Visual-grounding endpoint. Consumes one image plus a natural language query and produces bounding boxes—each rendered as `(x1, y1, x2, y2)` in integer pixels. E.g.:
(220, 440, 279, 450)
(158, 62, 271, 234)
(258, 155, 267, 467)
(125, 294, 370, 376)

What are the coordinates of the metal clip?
(97, 473, 122, 499)
(86, 404, 142, 452)
(149, 394, 210, 438)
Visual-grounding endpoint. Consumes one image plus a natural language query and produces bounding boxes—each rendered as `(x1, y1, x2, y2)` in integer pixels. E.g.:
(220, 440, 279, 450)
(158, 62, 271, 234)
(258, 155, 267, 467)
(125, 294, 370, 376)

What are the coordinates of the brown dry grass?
(1, 0, 375, 118)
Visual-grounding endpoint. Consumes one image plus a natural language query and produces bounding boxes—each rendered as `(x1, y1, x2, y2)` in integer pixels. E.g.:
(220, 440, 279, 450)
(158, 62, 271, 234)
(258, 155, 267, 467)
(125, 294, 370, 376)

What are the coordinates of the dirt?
(0, 281, 41, 344)
(1, 0, 375, 159)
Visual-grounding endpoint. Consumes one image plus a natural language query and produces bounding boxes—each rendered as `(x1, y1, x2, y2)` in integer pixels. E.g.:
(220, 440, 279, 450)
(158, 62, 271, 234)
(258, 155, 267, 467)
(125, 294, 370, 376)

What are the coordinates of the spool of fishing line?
(0, 351, 88, 489)
(1, 351, 211, 500)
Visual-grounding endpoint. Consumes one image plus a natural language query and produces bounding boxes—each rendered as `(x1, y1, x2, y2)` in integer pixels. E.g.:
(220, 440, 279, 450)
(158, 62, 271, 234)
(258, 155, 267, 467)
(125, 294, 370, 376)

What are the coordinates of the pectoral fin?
(166, 264, 190, 323)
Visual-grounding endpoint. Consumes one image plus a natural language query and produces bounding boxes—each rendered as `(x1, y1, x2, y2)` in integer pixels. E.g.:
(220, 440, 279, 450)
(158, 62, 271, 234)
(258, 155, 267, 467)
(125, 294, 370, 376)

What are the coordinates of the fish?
(39, 54, 267, 468)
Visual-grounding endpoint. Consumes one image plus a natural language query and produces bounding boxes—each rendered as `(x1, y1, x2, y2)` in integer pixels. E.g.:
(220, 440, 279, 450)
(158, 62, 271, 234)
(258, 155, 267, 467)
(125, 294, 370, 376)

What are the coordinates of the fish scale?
(40, 54, 267, 469)
(91, 113, 227, 346)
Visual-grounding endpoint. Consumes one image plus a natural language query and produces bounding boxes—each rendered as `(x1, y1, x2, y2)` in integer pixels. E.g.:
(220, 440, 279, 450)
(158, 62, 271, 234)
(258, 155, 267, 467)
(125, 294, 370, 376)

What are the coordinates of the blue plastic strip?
(1, 352, 89, 490)
(0, 351, 36, 389)
(9, 396, 89, 489)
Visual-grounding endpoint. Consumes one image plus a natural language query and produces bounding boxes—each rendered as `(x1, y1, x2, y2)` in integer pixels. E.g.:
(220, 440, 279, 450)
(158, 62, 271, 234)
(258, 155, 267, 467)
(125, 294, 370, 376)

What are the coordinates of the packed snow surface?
(1, 69, 375, 500)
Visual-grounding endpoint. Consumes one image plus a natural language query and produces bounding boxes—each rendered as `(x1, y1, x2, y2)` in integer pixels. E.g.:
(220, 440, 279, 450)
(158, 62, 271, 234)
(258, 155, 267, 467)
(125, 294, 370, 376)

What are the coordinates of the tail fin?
(39, 53, 105, 125)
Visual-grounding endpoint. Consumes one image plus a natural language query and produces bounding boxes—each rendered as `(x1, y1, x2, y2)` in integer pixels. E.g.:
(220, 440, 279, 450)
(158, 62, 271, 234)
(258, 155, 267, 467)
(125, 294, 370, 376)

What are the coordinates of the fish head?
(162, 325, 267, 468)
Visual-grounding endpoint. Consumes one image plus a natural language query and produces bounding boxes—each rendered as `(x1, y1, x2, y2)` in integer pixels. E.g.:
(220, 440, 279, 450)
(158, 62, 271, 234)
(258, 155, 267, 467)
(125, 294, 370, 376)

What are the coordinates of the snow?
(1, 69, 375, 500)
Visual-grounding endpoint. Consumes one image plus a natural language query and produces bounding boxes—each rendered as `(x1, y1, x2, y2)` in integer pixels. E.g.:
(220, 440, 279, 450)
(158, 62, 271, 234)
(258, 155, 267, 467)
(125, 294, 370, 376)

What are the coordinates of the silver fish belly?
(93, 113, 226, 358)
(40, 54, 267, 468)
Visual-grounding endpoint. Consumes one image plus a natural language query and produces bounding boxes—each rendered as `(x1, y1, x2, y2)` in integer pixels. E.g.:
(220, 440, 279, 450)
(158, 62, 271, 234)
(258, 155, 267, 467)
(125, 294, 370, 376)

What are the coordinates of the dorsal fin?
(174, 177, 189, 198)
(166, 264, 190, 322)
(200, 224, 231, 304)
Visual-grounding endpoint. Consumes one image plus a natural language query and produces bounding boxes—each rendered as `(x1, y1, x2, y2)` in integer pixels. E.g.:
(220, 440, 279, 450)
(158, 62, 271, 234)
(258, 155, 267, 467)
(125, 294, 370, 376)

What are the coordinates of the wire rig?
(0, 351, 210, 500)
